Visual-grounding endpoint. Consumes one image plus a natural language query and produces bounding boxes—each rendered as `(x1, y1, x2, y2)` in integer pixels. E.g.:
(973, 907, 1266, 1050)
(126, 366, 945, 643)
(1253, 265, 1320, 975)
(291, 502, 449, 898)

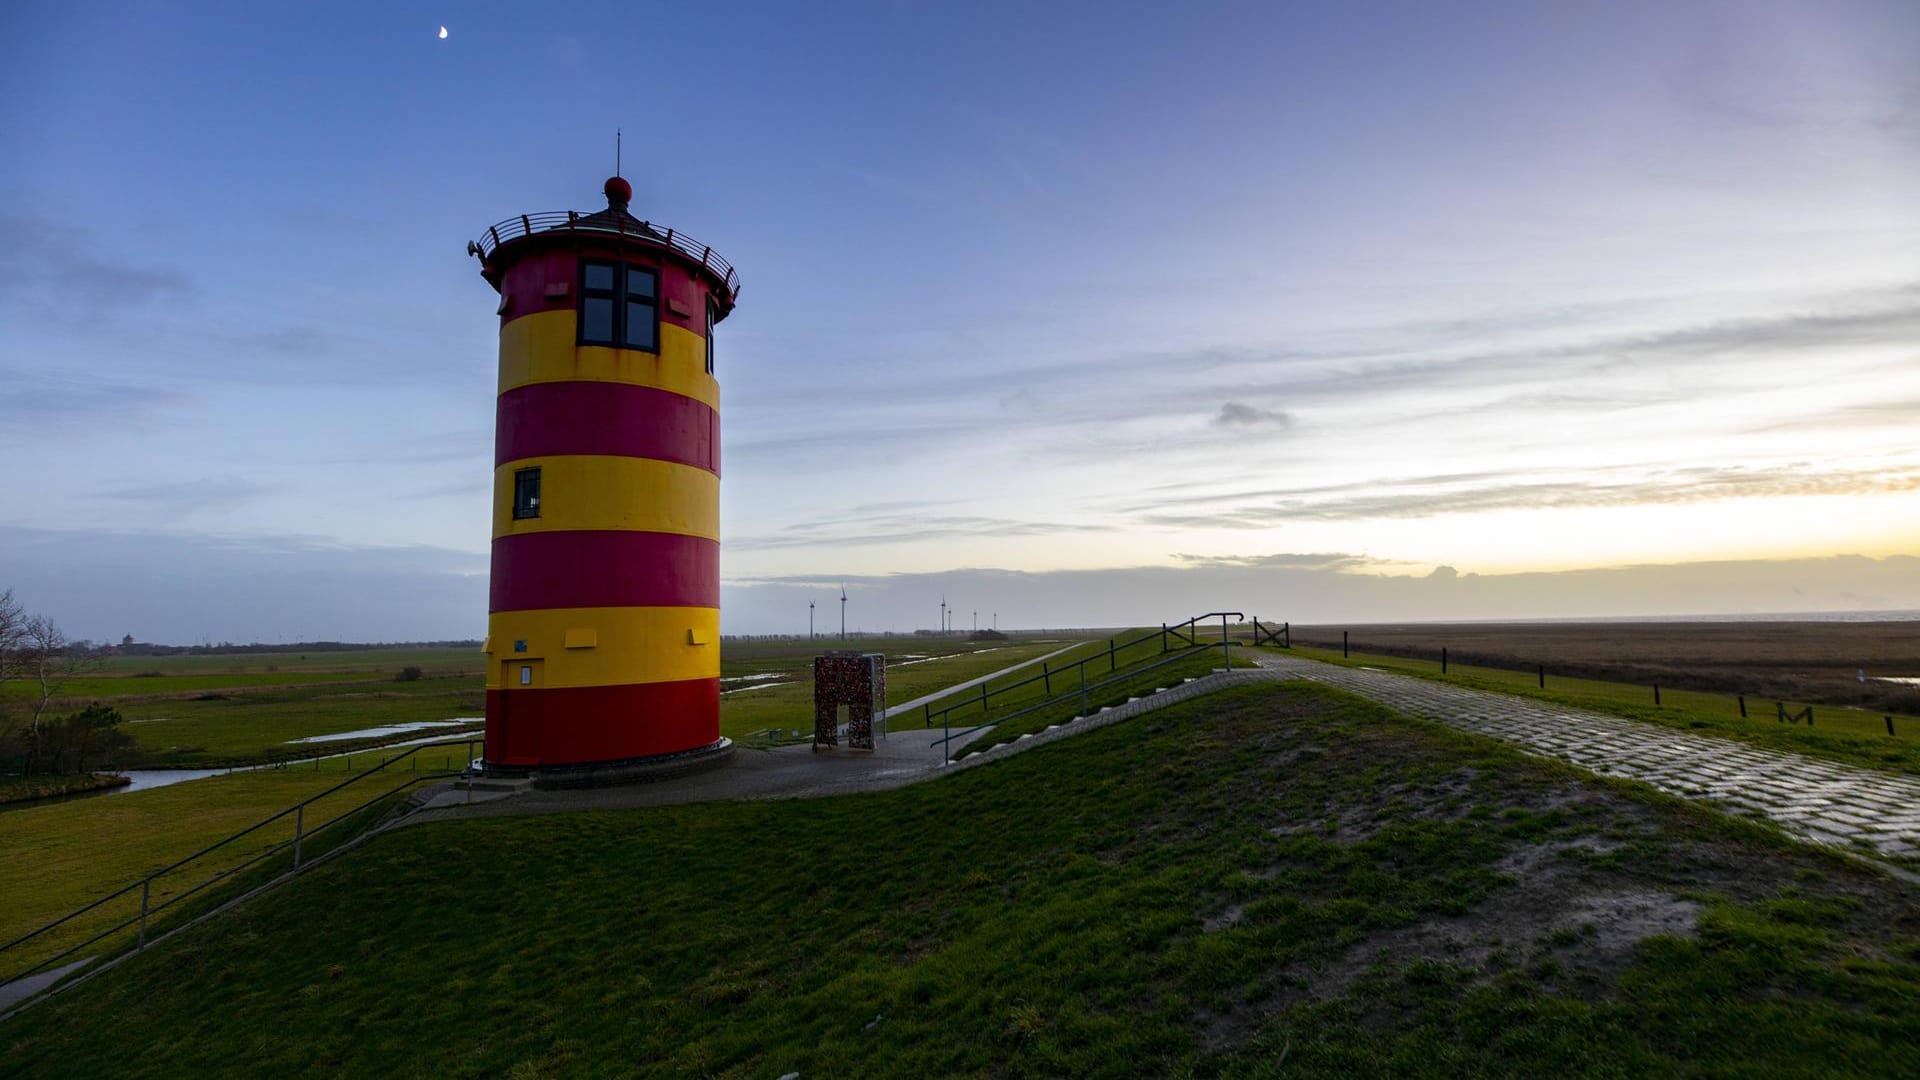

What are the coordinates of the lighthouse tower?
(469, 176, 738, 780)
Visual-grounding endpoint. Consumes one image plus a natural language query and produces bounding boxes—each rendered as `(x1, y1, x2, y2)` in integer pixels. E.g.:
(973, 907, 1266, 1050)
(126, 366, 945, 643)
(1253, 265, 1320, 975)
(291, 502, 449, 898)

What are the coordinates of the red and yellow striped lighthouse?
(469, 176, 738, 779)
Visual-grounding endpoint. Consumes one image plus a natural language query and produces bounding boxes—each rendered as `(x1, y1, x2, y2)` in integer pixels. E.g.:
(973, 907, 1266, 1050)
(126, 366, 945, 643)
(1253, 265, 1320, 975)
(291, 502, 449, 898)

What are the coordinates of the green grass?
(0, 774, 128, 805)
(106, 677, 484, 766)
(718, 637, 1084, 739)
(89, 647, 484, 677)
(1283, 643, 1920, 776)
(956, 648, 1247, 751)
(0, 642, 1083, 974)
(7, 683, 1913, 1076)
(28, 638, 1085, 766)
(0, 746, 479, 983)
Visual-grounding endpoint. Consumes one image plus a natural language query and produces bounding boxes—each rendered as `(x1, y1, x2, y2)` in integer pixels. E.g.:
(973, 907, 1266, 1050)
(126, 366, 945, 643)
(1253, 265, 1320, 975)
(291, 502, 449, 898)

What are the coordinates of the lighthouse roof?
(469, 180, 739, 303)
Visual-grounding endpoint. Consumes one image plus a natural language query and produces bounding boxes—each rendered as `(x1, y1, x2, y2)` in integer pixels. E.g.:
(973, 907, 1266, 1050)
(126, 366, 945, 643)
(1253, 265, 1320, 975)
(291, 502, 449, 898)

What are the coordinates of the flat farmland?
(1292, 620, 1920, 715)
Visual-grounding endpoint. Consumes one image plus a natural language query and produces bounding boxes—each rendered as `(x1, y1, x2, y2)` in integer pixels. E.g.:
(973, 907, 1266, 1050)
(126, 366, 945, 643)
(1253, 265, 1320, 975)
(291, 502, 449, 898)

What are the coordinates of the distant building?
(470, 174, 740, 779)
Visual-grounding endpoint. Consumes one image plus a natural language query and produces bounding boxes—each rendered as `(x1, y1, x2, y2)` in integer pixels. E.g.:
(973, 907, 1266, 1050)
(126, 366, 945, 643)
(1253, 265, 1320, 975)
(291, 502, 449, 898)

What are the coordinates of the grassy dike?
(1283, 644, 1920, 776)
(0, 641, 1079, 979)
(7, 683, 1914, 1077)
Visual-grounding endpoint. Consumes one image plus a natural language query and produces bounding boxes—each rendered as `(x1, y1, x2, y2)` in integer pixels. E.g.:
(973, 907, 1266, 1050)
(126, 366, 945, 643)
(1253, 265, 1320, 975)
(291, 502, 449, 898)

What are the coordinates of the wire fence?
(1285, 632, 1916, 739)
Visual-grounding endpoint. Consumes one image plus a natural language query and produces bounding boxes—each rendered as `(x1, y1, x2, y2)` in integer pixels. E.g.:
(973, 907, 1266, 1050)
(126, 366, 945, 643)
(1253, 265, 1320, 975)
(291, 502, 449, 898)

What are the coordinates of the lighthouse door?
(499, 659, 544, 762)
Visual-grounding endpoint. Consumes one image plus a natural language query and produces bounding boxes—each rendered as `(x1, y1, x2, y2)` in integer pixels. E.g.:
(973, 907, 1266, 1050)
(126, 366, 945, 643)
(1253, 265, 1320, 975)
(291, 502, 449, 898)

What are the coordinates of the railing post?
(1221, 614, 1231, 671)
(943, 710, 950, 766)
(1108, 639, 1116, 672)
(1161, 623, 1168, 652)
(1042, 662, 1051, 695)
(1080, 662, 1088, 715)
(138, 879, 150, 951)
(924, 703, 932, 729)
(980, 682, 990, 721)
(294, 805, 303, 868)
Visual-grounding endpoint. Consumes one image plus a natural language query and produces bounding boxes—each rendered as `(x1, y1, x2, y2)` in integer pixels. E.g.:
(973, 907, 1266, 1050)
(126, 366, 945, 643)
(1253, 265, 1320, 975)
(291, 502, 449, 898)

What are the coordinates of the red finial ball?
(604, 176, 632, 207)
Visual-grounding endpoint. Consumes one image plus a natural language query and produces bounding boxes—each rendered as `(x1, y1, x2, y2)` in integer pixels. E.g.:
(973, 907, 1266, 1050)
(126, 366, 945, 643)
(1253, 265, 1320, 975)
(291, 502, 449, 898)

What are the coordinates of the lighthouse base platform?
(478, 737, 735, 790)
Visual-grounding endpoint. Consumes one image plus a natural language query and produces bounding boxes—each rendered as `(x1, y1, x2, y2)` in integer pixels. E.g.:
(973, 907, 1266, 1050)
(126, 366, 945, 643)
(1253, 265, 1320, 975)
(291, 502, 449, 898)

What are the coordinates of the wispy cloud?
(0, 372, 189, 431)
(1136, 463, 1920, 528)
(92, 477, 270, 514)
(0, 215, 194, 316)
(1211, 402, 1291, 428)
(730, 511, 1115, 552)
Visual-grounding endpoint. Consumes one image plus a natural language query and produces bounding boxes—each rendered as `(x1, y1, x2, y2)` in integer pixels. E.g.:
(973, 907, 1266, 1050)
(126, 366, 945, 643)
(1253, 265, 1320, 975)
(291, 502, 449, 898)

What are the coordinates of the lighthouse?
(469, 176, 738, 780)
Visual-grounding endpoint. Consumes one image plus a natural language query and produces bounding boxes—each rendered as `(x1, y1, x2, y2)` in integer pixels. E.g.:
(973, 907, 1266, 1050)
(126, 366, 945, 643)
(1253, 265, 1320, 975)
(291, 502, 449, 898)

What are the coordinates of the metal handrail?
(921, 612, 1244, 733)
(932, 640, 1237, 763)
(0, 736, 483, 989)
(471, 211, 739, 296)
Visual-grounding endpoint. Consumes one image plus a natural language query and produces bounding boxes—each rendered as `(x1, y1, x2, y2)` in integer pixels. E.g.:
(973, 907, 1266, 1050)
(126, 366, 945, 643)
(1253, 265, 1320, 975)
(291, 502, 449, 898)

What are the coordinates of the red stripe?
(495, 382, 717, 472)
(484, 678, 719, 766)
(490, 531, 719, 612)
(496, 248, 716, 337)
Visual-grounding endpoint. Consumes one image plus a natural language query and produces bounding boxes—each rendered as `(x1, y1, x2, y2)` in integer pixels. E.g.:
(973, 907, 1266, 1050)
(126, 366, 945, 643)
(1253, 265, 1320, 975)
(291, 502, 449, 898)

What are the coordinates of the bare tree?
(16, 610, 101, 773)
(0, 590, 24, 749)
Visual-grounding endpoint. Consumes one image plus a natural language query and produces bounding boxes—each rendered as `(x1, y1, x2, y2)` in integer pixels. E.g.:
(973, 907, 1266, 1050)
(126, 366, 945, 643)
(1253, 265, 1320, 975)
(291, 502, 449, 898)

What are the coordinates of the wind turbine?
(839, 584, 847, 640)
(808, 600, 815, 640)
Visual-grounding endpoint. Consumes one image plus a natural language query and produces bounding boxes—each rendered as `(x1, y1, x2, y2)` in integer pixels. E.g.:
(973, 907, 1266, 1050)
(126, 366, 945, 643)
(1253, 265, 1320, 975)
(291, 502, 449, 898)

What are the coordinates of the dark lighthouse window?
(705, 299, 716, 374)
(578, 260, 658, 351)
(512, 467, 542, 519)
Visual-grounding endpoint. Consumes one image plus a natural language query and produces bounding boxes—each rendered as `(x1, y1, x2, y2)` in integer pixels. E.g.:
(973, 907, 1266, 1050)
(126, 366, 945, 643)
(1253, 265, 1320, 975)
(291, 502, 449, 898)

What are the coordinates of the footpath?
(1250, 652, 1920, 861)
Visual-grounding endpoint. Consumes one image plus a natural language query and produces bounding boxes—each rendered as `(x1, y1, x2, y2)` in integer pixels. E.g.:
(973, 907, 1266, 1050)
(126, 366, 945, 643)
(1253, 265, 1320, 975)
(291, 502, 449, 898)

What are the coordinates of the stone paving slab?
(1250, 652, 1920, 861)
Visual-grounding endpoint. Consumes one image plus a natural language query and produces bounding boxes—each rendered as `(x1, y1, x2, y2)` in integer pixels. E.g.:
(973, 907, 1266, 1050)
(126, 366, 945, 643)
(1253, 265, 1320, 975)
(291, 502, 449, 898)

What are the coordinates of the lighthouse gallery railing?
(472, 211, 739, 296)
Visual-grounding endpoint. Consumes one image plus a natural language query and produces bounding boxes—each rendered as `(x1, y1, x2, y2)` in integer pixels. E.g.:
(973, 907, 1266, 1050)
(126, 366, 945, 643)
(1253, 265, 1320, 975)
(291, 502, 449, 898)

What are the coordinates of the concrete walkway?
(1249, 652, 1920, 861)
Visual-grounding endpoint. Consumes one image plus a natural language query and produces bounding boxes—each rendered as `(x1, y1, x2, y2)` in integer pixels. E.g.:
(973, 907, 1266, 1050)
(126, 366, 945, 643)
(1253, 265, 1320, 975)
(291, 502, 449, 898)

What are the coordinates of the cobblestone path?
(1251, 652, 1920, 861)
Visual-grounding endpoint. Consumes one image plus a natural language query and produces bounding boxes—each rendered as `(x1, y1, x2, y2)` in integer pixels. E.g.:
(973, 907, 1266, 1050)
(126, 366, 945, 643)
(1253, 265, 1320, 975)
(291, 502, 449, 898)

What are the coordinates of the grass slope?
(7, 684, 1915, 1077)
(1285, 644, 1920, 776)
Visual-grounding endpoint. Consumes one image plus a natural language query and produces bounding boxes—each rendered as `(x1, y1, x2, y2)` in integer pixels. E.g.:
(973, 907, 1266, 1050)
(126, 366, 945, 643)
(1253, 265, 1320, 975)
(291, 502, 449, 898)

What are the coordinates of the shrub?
(395, 666, 424, 683)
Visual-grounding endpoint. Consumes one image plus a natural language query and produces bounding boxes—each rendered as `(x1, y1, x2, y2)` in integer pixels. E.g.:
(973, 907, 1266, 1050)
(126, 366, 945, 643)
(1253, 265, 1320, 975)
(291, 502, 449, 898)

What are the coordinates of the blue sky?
(3, 1, 1917, 640)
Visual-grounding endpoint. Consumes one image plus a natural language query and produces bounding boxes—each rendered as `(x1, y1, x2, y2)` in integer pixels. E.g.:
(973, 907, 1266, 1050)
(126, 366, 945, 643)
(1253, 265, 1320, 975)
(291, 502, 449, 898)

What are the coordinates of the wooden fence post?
(1537, 664, 1545, 689)
(1652, 685, 1660, 707)
(1738, 695, 1747, 718)
(1042, 662, 1051, 695)
(1343, 631, 1349, 658)
(1441, 647, 1448, 674)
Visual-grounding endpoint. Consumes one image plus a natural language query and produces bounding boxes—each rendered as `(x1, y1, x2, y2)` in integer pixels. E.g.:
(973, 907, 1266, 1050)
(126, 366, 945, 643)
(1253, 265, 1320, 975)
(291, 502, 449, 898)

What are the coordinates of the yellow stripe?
(498, 310, 719, 409)
(493, 455, 719, 540)
(484, 606, 719, 688)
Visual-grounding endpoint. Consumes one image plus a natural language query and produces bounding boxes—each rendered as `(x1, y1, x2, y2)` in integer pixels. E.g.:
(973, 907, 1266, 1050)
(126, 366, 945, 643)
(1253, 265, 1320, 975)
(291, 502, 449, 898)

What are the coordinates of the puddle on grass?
(1874, 676, 1920, 686)
(722, 683, 784, 695)
(3, 723, 487, 807)
(288, 719, 477, 744)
